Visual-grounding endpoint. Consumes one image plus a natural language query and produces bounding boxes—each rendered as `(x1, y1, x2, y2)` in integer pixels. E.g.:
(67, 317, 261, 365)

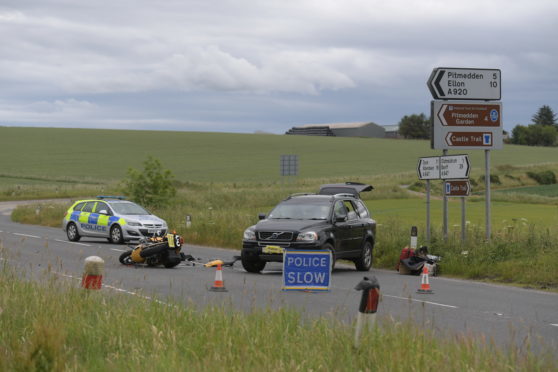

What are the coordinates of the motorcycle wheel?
(119, 251, 134, 265)
(163, 259, 180, 268)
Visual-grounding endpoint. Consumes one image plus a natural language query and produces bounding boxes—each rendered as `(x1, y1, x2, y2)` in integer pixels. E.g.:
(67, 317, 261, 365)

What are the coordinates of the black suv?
(241, 183, 376, 273)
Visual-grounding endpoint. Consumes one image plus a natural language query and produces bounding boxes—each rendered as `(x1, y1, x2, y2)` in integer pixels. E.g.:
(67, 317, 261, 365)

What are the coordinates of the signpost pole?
(442, 150, 448, 241)
(426, 180, 431, 243)
(461, 197, 466, 242)
(485, 149, 491, 240)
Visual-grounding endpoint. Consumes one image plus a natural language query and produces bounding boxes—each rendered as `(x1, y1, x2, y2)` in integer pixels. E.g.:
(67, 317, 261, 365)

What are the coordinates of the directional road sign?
(436, 101, 501, 127)
(440, 154, 470, 179)
(431, 101, 503, 150)
(445, 131, 496, 148)
(417, 156, 440, 180)
(444, 180, 471, 197)
(428, 67, 501, 100)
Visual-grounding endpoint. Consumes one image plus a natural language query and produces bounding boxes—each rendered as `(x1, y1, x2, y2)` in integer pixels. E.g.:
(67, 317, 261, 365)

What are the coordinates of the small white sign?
(417, 157, 440, 180)
(440, 155, 470, 179)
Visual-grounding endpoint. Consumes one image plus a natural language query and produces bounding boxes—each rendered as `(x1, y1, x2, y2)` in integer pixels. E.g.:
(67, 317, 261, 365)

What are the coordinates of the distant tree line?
(510, 105, 557, 146)
(397, 105, 557, 146)
(397, 113, 430, 139)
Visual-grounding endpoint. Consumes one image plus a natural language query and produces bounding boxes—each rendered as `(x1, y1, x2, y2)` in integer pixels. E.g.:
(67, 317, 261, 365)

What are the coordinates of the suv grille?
(258, 231, 293, 241)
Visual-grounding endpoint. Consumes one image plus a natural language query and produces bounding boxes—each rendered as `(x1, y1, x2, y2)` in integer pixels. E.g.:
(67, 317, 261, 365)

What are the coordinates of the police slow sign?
(282, 250, 331, 291)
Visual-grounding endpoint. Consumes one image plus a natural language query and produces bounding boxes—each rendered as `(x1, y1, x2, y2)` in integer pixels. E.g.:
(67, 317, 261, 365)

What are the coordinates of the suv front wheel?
(354, 240, 373, 271)
(241, 250, 266, 273)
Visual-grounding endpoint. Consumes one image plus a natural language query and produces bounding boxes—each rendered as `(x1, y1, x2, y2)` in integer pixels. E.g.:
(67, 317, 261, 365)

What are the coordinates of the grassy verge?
(0, 267, 554, 371)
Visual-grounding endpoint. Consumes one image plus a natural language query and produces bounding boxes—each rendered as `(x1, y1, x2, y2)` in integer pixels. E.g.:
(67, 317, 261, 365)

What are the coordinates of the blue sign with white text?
(282, 250, 331, 291)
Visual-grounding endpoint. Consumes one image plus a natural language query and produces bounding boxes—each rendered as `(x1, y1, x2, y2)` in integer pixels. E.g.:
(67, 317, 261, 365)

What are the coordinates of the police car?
(62, 196, 168, 244)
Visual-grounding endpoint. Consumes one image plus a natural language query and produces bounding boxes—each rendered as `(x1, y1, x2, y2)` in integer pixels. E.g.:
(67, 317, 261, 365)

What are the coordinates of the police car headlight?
(297, 231, 318, 242)
(128, 222, 142, 227)
(243, 227, 256, 240)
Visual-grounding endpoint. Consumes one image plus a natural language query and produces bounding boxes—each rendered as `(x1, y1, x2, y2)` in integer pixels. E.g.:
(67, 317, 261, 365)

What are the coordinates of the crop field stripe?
(1, 127, 558, 183)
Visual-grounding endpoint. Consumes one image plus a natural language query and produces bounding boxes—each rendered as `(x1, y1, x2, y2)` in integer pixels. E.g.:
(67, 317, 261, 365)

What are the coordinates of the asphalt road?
(1, 200, 557, 352)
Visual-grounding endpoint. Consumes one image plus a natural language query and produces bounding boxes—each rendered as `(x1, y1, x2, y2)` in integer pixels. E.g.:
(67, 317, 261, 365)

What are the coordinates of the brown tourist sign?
(437, 102, 501, 127)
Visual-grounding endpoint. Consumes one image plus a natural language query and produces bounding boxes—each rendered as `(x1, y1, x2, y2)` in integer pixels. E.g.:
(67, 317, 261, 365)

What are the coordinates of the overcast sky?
(1, 0, 556, 134)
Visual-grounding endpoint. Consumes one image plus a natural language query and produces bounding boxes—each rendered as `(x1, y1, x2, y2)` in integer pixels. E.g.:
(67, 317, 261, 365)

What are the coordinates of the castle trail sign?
(427, 68, 501, 101)
(444, 180, 471, 197)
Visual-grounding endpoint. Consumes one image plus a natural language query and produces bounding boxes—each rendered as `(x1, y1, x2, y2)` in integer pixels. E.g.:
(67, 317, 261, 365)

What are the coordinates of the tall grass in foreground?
(0, 267, 554, 371)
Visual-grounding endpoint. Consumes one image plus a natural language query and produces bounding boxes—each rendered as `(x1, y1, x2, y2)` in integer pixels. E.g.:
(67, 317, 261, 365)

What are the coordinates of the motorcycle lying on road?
(119, 232, 185, 268)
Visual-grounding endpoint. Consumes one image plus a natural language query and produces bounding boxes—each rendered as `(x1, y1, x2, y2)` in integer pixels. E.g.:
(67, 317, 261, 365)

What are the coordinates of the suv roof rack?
(96, 195, 127, 200)
(287, 193, 316, 199)
(333, 193, 357, 199)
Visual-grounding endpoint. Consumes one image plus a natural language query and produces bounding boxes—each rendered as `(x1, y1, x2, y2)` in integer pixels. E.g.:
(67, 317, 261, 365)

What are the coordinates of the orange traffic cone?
(417, 264, 433, 294)
(209, 263, 228, 292)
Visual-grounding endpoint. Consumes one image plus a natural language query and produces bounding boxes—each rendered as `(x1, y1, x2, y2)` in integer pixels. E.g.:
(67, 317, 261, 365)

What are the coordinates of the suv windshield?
(268, 202, 330, 220)
(110, 202, 149, 215)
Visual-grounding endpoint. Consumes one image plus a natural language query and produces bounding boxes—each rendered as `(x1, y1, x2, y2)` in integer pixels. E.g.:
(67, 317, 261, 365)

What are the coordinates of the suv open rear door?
(318, 182, 373, 198)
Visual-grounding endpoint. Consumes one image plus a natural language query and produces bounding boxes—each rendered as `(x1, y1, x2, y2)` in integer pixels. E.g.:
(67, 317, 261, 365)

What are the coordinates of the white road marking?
(551, 324, 558, 327)
(13, 233, 41, 239)
(383, 294, 458, 309)
(53, 271, 169, 305)
(111, 248, 126, 252)
(54, 239, 91, 247)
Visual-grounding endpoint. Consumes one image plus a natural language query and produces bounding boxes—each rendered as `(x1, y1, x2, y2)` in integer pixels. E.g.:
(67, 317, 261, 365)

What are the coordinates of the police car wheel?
(110, 225, 124, 244)
(66, 222, 81, 242)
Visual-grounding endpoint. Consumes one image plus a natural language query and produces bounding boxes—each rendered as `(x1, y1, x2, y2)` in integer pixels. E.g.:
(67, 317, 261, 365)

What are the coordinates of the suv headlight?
(297, 231, 318, 242)
(127, 221, 142, 227)
(243, 227, 256, 240)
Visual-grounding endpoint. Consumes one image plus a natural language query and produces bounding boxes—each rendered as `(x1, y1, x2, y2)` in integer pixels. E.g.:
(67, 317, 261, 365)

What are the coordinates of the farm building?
(285, 122, 386, 138)
(383, 124, 401, 138)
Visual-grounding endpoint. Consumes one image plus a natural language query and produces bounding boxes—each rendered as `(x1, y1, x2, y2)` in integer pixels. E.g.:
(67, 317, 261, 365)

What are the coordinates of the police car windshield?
(268, 203, 329, 220)
(110, 202, 150, 215)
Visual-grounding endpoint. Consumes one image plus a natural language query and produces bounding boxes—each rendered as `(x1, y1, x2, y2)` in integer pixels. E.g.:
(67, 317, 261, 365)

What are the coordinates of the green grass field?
(2, 127, 558, 183)
(495, 184, 558, 197)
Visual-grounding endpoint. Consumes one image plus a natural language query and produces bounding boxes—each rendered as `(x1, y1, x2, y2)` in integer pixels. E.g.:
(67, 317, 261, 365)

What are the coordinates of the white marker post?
(82, 256, 104, 290)
(354, 276, 380, 348)
(410, 226, 418, 250)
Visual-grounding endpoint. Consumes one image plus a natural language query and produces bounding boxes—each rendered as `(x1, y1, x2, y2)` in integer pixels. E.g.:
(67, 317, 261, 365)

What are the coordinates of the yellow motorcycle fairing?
(131, 246, 146, 263)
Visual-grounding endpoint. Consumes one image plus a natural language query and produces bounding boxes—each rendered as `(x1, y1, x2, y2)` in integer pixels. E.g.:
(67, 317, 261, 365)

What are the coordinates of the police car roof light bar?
(96, 195, 127, 200)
